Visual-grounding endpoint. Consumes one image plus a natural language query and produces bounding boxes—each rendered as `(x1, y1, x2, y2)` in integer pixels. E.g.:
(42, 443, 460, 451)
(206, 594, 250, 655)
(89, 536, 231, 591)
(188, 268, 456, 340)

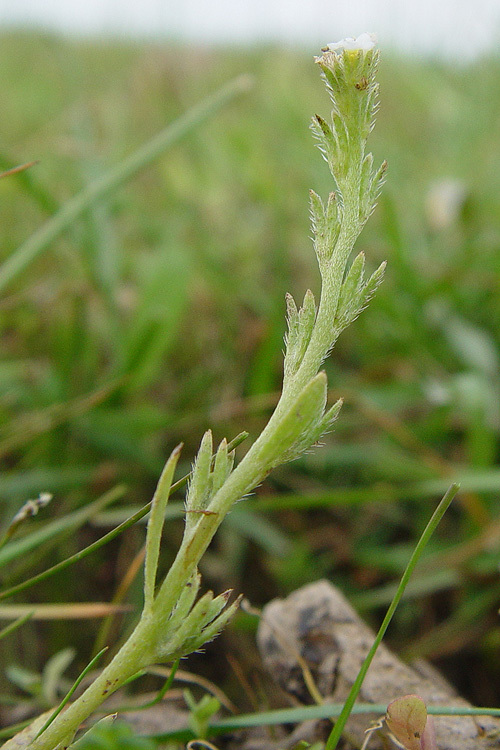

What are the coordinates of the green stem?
(148, 158, 365, 645)
(325, 483, 460, 750)
(27, 619, 152, 750)
(284, 168, 362, 402)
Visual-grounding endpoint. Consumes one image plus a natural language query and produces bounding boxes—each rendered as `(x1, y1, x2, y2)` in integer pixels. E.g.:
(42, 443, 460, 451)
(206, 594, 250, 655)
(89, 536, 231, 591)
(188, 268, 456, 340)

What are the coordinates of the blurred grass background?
(1, 30, 500, 724)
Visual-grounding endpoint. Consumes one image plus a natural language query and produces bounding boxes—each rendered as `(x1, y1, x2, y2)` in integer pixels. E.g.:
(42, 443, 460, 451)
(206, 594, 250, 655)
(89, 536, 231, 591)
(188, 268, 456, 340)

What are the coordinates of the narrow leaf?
(311, 114, 336, 154)
(325, 483, 459, 750)
(143, 444, 182, 611)
(211, 440, 233, 496)
(185, 595, 242, 653)
(318, 397, 343, 434)
(187, 432, 213, 510)
(338, 252, 365, 313)
(266, 372, 328, 468)
(34, 648, 108, 740)
(309, 189, 326, 237)
(298, 289, 317, 338)
(0, 612, 34, 641)
(160, 572, 201, 635)
(285, 292, 299, 349)
(325, 191, 341, 248)
(359, 260, 387, 307)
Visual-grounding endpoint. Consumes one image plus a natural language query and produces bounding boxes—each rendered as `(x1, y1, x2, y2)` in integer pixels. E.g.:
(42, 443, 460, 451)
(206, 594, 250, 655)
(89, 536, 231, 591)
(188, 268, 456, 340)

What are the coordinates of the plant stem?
(15, 41, 386, 749)
(27, 619, 152, 750)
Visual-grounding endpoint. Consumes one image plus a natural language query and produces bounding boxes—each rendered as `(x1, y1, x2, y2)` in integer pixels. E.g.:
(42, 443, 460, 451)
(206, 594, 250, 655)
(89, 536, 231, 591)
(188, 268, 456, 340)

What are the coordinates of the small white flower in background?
(3, 492, 53, 543)
(10, 493, 52, 526)
(322, 33, 376, 53)
(425, 178, 466, 231)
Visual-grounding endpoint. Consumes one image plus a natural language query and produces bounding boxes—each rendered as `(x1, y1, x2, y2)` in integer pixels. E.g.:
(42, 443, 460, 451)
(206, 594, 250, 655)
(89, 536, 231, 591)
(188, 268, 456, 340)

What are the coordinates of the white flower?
(323, 33, 376, 53)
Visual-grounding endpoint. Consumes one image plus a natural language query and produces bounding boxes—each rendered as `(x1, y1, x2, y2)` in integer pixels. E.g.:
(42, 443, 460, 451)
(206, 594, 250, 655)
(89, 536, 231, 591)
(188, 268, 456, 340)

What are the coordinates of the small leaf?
(358, 157, 386, 225)
(325, 191, 341, 238)
(286, 396, 343, 461)
(368, 159, 388, 208)
(333, 255, 385, 341)
(159, 589, 235, 660)
(359, 260, 386, 307)
(318, 397, 343, 434)
(268, 372, 328, 466)
(298, 289, 317, 342)
(284, 294, 300, 380)
(285, 290, 317, 382)
(144, 444, 182, 610)
(324, 192, 341, 262)
(285, 292, 299, 349)
(211, 439, 234, 496)
(184, 595, 242, 654)
(311, 114, 336, 154)
(185, 431, 214, 532)
(327, 113, 350, 179)
(310, 190, 341, 267)
(386, 695, 428, 750)
(359, 152, 374, 221)
(199, 590, 232, 631)
(339, 252, 365, 311)
(160, 572, 201, 635)
(309, 189, 326, 238)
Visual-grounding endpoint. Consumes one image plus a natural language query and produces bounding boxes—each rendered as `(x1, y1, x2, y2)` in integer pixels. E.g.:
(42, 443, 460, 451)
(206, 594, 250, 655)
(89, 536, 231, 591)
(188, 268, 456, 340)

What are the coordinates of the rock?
(257, 580, 500, 749)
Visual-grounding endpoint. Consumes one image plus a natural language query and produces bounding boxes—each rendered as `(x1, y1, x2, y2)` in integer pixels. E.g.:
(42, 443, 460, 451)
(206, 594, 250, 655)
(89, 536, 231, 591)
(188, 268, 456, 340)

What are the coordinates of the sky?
(0, 0, 500, 60)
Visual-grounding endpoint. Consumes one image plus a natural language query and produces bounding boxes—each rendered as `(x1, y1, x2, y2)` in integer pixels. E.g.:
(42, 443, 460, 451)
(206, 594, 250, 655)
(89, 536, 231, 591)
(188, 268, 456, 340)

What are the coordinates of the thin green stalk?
(212, 701, 500, 733)
(28, 618, 158, 749)
(325, 483, 460, 750)
(116, 659, 180, 712)
(34, 648, 109, 740)
(144, 701, 500, 743)
(0, 611, 33, 640)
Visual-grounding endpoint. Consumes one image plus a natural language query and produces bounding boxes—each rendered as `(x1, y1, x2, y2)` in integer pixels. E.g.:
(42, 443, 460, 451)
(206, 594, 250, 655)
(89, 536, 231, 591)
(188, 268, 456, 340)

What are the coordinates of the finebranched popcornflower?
(16, 36, 387, 750)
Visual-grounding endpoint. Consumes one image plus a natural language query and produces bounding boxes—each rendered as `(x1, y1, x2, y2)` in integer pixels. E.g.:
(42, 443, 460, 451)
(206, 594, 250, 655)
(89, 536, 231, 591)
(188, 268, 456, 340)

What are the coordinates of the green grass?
(1, 30, 500, 731)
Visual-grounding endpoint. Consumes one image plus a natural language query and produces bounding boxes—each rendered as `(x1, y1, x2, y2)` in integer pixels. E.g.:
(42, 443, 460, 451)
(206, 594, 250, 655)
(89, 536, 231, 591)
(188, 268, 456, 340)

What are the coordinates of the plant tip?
(321, 33, 377, 54)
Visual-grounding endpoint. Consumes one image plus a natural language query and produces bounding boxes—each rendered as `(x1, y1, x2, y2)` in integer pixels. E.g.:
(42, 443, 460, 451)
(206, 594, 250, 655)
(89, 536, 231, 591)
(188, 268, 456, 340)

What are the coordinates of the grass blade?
(324, 482, 460, 750)
(0, 485, 125, 569)
(0, 433, 248, 602)
(0, 611, 33, 640)
(0, 75, 251, 294)
(34, 648, 108, 741)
